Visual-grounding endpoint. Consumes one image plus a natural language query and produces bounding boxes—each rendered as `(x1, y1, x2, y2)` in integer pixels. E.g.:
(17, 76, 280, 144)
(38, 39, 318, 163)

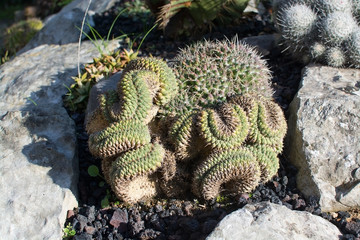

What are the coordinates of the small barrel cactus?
(274, 0, 360, 68)
(159, 37, 273, 118)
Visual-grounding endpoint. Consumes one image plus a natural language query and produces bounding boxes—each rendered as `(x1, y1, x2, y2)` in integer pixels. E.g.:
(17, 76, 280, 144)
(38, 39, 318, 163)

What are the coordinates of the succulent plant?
(86, 57, 178, 203)
(159, 37, 273, 118)
(274, 0, 360, 68)
(165, 94, 287, 199)
(86, 40, 287, 204)
(4, 18, 43, 55)
(145, 0, 250, 37)
(192, 147, 261, 200)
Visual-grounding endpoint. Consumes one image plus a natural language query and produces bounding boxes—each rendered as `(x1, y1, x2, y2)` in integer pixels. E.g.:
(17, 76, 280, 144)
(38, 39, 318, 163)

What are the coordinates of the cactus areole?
(86, 38, 287, 204)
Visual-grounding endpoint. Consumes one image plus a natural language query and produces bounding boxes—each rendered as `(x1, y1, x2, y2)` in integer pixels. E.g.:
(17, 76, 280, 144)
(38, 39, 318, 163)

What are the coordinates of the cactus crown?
(160, 37, 273, 118)
(275, 0, 360, 68)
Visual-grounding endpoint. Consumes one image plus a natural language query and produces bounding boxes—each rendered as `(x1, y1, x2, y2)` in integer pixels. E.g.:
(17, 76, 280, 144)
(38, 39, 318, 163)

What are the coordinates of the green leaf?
(88, 165, 99, 177)
(101, 195, 110, 208)
(99, 181, 105, 187)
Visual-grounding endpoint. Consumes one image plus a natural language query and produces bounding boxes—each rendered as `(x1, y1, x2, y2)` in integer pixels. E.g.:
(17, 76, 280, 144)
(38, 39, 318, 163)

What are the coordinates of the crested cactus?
(275, 0, 360, 68)
(86, 57, 177, 203)
(192, 148, 261, 200)
(86, 40, 287, 204)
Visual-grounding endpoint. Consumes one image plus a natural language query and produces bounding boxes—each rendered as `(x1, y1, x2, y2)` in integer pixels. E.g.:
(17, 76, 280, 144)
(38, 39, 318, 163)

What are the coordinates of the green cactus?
(108, 143, 165, 203)
(275, 0, 360, 68)
(169, 110, 201, 160)
(109, 143, 165, 180)
(121, 57, 178, 106)
(86, 57, 179, 203)
(229, 95, 287, 153)
(192, 148, 261, 200)
(247, 144, 279, 182)
(160, 38, 273, 118)
(198, 103, 249, 150)
(86, 45, 287, 203)
(146, 0, 249, 37)
(88, 120, 151, 158)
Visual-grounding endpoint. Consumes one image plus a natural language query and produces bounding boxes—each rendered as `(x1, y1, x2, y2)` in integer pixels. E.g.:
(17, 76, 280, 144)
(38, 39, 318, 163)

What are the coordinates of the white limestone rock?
(207, 202, 342, 240)
(0, 40, 119, 239)
(286, 64, 360, 212)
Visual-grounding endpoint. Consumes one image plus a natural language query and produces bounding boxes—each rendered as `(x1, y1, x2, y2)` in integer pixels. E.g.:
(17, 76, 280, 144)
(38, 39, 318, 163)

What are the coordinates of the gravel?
(64, 1, 360, 239)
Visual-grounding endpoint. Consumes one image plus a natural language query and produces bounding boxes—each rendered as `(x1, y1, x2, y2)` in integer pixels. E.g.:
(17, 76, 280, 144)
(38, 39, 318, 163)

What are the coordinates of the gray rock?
(206, 202, 342, 240)
(286, 64, 360, 212)
(242, 34, 280, 56)
(18, 0, 118, 54)
(0, 40, 119, 239)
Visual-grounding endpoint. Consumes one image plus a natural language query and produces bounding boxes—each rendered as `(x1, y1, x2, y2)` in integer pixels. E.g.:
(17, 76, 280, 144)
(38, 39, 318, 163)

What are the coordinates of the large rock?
(0, 40, 119, 239)
(286, 64, 360, 212)
(207, 202, 342, 240)
(18, 0, 118, 54)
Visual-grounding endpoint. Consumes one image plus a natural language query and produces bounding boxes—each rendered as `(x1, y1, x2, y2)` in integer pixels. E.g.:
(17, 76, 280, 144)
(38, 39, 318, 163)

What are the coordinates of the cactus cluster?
(274, 0, 360, 68)
(86, 39, 287, 203)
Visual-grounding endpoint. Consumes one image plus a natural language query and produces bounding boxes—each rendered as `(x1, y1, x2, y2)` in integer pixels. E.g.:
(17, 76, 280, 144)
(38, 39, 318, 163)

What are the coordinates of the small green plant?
(62, 223, 76, 239)
(1, 51, 10, 65)
(4, 18, 43, 55)
(64, 8, 158, 112)
(119, 0, 152, 22)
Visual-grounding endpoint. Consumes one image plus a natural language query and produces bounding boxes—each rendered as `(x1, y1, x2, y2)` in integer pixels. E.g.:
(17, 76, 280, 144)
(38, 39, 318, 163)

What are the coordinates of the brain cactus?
(274, 0, 360, 68)
(86, 39, 287, 204)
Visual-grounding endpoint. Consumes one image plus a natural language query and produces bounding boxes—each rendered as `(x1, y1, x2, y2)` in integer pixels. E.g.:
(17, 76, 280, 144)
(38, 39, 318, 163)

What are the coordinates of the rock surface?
(207, 202, 342, 240)
(286, 64, 360, 212)
(0, 40, 119, 239)
(18, 0, 118, 54)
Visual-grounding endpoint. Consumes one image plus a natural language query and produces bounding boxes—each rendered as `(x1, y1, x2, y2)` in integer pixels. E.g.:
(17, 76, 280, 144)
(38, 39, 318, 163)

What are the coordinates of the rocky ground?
(63, 1, 360, 239)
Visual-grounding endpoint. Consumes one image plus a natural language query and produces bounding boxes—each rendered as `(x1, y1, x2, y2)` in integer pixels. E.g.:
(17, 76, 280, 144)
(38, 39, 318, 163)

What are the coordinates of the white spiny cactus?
(274, 0, 360, 69)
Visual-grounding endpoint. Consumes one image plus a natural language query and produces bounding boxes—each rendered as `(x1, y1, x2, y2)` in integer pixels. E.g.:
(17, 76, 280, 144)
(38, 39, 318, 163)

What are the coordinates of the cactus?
(163, 94, 286, 200)
(160, 37, 273, 118)
(275, 0, 360, 68)
(86, 57, 177, 203)
(86, 41, 287, 203)
(198, 103, 249, 150)
(146, 0, 249, 37)
(192, 148, 261, 200)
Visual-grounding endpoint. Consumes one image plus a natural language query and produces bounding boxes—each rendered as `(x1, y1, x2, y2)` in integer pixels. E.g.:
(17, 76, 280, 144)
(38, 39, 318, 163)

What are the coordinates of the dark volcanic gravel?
(64, 1, 360, 239)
